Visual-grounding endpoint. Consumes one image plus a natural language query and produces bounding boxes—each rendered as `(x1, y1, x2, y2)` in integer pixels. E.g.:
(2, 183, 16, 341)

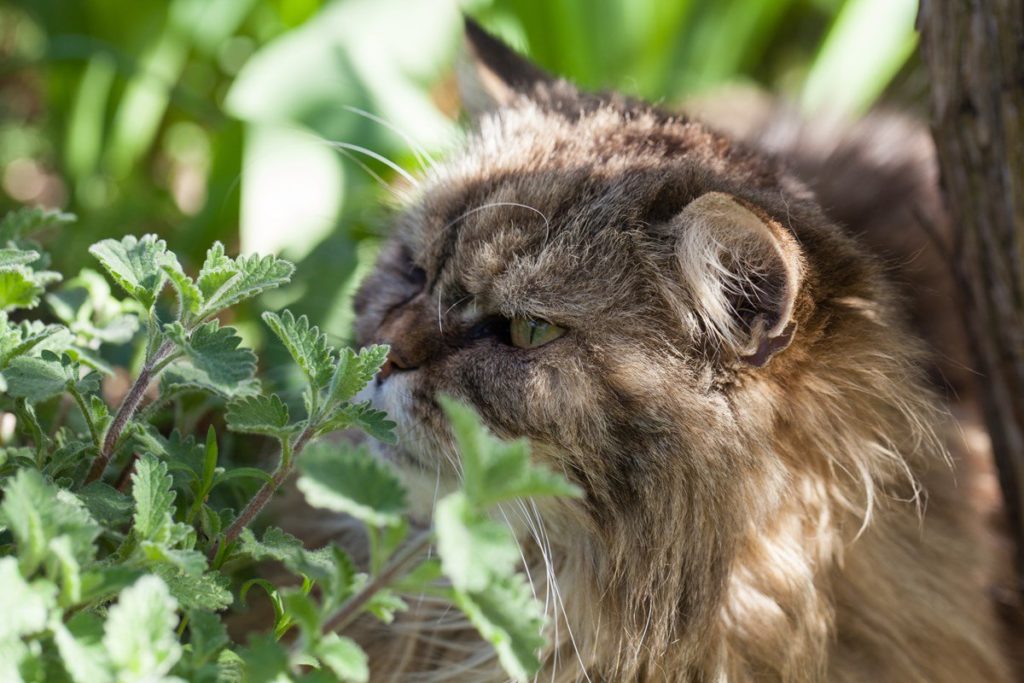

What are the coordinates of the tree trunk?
(917, 0, 1024, 597)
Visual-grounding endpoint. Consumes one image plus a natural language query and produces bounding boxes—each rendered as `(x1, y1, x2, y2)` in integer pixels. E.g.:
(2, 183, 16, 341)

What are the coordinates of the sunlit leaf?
(103, 575, 182, 680)
(226, 394, 293, 438)
(88, 234, 168, 310)
(296, 442, 406, 527)
(262, 309, 336, 388)
(453, 574, 546, 683)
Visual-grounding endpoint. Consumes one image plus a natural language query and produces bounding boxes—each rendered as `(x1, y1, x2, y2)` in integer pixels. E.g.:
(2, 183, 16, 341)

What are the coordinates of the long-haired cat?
(294, 20, 1016, 682)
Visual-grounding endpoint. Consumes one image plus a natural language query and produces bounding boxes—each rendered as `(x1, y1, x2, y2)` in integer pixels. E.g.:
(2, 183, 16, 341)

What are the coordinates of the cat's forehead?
(387, 102, 787, 320)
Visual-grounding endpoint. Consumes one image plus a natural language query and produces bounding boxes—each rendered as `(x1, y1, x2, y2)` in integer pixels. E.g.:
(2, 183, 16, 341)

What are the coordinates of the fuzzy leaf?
(164, 321, 258, 397)
(435, 492, 519, 592)
(2, 354, 68, 402)
(103, 575, 182, 680)
(197, 251, 294, 320)
(160, 253, 204, 319)
(53, 612, 112, 683)
(132, 455, 177, 542)
(315, 401, 397, 444)
(237, 527, 335, 580)
(151, 564, 233, 611)
(238, 634, 290, 683)
(77, 482, 133, 527)
(0, 265, 44, 310)
(226, 394, 292, 438)
(439, 395, 582, 507)
(0, 556, 56, 640)
(0, 469, 100, 575)
(88, 234, 168, 310)
(187, 609, 229, 667)
(0, 313, 63, 367)
(195, 242, 235, 299)
(296, 442, 406, 527)
(317, 633, 369, 683)
(348, 401, 397, 443)
(262, 310, 336, 388)
(326, 345, 389, 405)
(364, 589, 407, 624)
(0, 248, 39, 268)
(0, 206, 75, 243)
(454, 574, 546, 683)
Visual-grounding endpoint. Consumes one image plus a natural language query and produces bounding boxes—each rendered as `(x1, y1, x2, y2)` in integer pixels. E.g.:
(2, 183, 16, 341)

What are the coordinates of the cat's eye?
(509, 317, 566, 349)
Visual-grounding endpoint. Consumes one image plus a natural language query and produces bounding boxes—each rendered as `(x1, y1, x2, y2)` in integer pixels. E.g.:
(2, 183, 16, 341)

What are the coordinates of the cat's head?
(351, 18, 921, 656)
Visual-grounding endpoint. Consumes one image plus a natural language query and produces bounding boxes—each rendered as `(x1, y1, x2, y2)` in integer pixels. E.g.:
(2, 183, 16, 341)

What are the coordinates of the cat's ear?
(675, 192, 803, 367)
(459, 16, 559, 115)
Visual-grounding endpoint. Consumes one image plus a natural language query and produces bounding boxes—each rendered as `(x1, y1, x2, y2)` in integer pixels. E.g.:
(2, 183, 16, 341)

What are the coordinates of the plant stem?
(85, 340, 173, 484)
(68, 385, 101, 451)
(210, 426, 315, 562)
(319, 529, 433, 635)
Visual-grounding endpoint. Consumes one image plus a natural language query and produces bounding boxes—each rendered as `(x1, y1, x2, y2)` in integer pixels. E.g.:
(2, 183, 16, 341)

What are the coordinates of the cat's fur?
(296, 21, 1015, 682)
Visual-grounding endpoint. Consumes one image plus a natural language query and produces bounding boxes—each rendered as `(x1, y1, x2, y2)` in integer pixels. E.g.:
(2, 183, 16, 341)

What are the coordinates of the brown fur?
(286, 23, 1015, 682)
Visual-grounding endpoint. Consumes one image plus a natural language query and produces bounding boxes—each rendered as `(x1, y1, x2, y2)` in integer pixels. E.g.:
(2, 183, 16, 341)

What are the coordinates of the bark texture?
(917, 0, 1024, 595)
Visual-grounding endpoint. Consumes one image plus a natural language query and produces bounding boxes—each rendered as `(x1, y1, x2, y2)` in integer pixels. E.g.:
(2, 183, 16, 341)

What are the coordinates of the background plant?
(0, 207, 580, 682)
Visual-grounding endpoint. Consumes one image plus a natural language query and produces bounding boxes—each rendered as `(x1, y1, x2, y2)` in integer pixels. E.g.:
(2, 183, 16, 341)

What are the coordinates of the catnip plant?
(0, 207, 580, 683)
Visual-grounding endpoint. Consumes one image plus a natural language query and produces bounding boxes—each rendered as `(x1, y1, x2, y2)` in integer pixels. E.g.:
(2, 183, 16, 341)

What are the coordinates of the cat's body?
(290, 22, 1015, 682)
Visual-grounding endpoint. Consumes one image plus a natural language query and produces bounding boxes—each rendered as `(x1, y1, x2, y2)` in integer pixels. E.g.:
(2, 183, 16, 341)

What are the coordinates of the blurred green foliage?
(0, 0, 919, 361)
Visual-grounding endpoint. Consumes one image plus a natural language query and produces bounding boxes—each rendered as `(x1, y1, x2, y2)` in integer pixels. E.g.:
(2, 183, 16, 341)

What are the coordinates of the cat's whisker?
(329, 146, 407, 202)
(529, 499, 592, 683)
(342, 104, 438, 171)
(440, 201, 552, 243)
(320, 140, 418, 186)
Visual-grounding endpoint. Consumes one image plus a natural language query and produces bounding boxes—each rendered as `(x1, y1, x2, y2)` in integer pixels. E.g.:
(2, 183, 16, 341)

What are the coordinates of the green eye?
(509, 317, 566, 349)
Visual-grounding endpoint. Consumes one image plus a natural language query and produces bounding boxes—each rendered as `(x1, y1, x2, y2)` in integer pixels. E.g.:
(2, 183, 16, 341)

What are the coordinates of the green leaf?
(53, 612, 112, 683)
(238, 634, 290, 683)
(439, 395, 582, 507)
(364, 589, 407, 624)
(348, 401, 396, 443)
(0, 248, 39, 268)
(197, 251, 294, 320)
(150, 564, 233, 611)
(49, 534, 84, 606)
(2, 354, 68, 402)
(187, 610, 229, 667)
(0, 556, 56, 639)
(435, 492, 519, 593)
(237, 527, 335, 581)
(316, 633, 368, 683)
(0, 313, 63, 367)
(226, 394, 293, 438)
(0, 469, 100, 575)
(215, 649, 245, 683)
(88, 234, 168, 310)
(262, 310, 336, 388)
(141, 542, 207, 576)
(164, 321, 258, 397)
(196, 242, 235, 300)
(296, 442, 406, 527)
(103, 575, 182, 680)
(76, 482, 133, 527)
(325, 345, 389, 405)
(132, 455, 177, 543)
(454, 574, 546, 683)
(0, 265, 45, 310)
(0, 206, 75, 244)
(281, 589, 320, 641)
(160, 253, 204, 320)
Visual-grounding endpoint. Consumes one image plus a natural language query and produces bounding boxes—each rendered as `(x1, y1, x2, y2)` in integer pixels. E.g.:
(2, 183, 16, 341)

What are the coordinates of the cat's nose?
(373, 292, 440, 382)
(377, 348, 413, 381)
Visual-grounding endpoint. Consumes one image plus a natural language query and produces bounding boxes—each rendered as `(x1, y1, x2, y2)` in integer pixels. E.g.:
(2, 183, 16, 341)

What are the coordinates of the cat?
(308, 19, 1017, 682)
